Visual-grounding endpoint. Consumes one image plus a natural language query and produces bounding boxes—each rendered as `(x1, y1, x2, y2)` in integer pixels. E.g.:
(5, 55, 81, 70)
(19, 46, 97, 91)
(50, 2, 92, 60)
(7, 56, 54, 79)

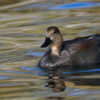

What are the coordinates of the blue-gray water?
(0, 0, 100, 100)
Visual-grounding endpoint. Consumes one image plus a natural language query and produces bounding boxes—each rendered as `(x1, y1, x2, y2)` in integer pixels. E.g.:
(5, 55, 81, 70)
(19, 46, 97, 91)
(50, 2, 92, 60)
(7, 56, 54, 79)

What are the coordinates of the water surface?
(0, 0, 100, 100)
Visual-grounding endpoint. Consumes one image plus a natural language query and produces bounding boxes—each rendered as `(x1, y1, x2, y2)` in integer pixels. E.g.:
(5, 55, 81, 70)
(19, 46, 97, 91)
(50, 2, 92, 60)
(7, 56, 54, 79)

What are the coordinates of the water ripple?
(0, 82, 24, 87)
(13, 3, 44, 11)
(0, 76, 9, 80)
(62, 68, 100, 74)
(50, 2, 100, 10)
(25, 51, 44, 57)
(20, 66, 42, 71)
(5, 70, 47, 75)
(69, 91, 87, 96)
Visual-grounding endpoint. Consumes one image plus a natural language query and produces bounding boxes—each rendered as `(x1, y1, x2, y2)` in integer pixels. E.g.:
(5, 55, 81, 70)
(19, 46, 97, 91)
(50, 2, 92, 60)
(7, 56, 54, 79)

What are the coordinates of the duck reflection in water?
(44, 66, 100, 92)
(45, 68, 66, 92)
(45, 78, 66, 92)
(38, 26, 100, 69)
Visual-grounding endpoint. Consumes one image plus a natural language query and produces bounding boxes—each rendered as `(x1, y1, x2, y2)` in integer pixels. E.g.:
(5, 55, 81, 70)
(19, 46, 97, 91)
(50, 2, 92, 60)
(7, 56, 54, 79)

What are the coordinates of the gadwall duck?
(38, 26, 100, 68)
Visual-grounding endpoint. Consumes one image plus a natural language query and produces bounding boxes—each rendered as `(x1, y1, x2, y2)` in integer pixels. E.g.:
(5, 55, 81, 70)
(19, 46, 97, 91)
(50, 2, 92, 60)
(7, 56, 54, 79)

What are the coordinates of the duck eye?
(54, 30, 57, 34)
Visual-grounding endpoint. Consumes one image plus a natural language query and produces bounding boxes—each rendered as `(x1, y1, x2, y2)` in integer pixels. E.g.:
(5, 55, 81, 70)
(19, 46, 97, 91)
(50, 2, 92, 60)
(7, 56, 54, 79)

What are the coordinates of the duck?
(38, 26, 100, 69)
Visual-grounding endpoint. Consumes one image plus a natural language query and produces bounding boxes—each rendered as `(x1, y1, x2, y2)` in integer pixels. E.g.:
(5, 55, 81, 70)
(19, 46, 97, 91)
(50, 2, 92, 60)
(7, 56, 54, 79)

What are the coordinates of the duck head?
(41, 26, 63, 56)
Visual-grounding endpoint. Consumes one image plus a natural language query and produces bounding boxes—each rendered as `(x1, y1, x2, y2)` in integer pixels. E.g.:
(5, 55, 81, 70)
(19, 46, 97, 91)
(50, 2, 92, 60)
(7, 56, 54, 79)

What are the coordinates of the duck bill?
(41, 37, 52, 48)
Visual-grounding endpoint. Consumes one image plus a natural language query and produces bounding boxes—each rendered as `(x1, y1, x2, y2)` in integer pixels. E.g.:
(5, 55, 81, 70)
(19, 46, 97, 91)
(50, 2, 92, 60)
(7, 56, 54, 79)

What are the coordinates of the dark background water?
(0, 0, 100, 100)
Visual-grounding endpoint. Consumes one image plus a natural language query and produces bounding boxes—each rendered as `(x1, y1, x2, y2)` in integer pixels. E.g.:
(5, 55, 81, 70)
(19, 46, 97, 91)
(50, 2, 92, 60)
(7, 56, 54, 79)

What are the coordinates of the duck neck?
(50, 35, 63, 56)
(50, 45, 62, 56)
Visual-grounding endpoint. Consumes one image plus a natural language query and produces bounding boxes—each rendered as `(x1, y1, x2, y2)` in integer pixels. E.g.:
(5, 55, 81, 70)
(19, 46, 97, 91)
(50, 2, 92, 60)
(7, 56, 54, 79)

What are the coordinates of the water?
(0, 0, 100, 99)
